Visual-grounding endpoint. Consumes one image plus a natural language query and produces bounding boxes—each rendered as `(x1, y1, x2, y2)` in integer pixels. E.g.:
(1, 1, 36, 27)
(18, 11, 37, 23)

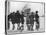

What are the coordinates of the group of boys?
(8, 10, 39, 31)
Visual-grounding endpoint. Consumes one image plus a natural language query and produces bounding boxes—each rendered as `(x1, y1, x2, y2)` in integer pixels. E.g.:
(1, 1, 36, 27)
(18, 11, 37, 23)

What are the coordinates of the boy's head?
(36, 11, 38, 13)
(31, 12, 34, 15)
(13, 12, 15, 13)
(17, 10, 19, 13)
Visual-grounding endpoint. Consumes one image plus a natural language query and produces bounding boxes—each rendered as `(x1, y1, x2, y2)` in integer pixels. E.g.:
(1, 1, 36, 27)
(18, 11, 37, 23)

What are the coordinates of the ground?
(7, 17, 45, 35)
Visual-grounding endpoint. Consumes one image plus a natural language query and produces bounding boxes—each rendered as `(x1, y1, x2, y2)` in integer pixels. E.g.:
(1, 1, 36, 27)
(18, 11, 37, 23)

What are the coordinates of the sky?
(8, 2, 44, 16)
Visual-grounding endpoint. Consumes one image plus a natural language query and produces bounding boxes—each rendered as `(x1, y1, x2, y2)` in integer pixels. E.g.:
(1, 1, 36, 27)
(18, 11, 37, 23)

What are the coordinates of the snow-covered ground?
(7, 17, 45, 35)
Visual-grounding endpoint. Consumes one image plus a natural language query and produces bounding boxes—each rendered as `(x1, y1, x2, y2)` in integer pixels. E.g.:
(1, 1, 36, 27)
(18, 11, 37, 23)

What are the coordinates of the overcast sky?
(8, 2, 44, 16)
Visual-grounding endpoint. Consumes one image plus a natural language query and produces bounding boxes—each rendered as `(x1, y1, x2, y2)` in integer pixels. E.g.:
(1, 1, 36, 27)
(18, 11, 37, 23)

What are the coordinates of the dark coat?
(8, 13, 16, 24)
(35, 14, 39, 24)
(29, 14, 34, 24)
(8, 13, 12, 21)
(21, 14, 24, 22)
(21, 14, 24, 24)
(15, 13, 21, 23)
(11, 13, 16, 24)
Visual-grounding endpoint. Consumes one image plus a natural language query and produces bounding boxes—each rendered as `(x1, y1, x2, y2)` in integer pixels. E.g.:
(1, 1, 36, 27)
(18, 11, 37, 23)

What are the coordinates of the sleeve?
(37, 15, 39, 18)
(29, 16, 31, 18)
(8, 14, 12, 20)
(8, 15, 10, 21)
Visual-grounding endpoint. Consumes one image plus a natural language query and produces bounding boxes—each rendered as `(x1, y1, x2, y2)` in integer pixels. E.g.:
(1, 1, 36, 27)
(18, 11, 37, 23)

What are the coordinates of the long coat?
(15, 13, 21, 23)
(35, 14, 39, 24)
(29, 15, 34, 24)
(21, 14, 24, 24)
(8, 13, 16, 24)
